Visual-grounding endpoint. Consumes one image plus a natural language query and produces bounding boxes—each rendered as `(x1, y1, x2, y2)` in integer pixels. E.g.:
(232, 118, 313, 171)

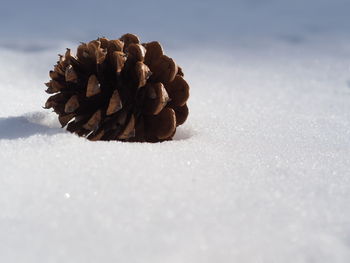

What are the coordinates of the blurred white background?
(1, 0, 350, 46)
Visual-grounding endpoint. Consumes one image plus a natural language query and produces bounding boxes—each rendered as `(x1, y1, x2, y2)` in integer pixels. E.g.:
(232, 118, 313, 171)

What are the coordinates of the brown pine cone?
(44, 34, 189, 142)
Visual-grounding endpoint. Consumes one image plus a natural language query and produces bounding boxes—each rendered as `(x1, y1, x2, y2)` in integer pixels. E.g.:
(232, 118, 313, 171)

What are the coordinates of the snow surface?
(1, 0, 350, 262)
(1, 38, 350, 263)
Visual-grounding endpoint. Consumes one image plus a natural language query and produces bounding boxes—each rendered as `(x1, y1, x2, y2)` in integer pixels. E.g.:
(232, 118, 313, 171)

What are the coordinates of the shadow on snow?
(0, 115, 63, 140)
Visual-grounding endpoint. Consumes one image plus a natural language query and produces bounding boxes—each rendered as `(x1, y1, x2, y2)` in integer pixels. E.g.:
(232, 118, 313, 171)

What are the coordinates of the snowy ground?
(1, 37, 350, 262)
(1, 0, 350, 262)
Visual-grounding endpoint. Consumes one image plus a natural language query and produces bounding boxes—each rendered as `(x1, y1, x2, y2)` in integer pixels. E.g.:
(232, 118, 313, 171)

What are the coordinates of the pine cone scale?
(172, 104, 189, 126)
(106, 90, 122, 115)
(143, 83, 169, 115)
(165, 75, 190, 107)
(86, 75, 101, 97)
(82, 110, 102, 131)
(64, 95, 79, 113)
(145, 107, 176, 140)
(59, 113, 75, 127)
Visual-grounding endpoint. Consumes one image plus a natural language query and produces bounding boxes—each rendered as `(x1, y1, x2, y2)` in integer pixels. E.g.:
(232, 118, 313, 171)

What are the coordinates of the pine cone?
(44, 34, 189, 142)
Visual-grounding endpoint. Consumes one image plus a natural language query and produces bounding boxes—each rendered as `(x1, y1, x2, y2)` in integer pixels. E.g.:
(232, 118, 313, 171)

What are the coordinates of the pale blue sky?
(1, 0, 350, 44)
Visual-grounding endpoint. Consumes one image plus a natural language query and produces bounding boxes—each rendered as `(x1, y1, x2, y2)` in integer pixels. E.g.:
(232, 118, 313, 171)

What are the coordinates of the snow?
(1, 0, 350, 262)
(1, 38, 350, 263)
